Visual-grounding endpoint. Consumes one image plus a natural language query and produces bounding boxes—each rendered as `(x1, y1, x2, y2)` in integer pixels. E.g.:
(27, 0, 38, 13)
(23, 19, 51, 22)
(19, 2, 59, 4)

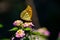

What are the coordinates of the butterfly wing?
(20, 5, 32, 21)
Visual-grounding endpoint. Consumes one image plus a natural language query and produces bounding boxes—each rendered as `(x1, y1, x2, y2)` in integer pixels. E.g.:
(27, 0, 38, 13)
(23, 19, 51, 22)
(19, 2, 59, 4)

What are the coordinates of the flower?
(23, 22, 34, 27)
(11, 37, 15, 40)
(15, 29, 25, 38)
(28, 22, 34, 26)
(37, 28, 47, 35)
(23, 23, 29, 27)
(44, 31, 50, 36)
(13, 20, 23, 26)
(37, 27, 50, 36)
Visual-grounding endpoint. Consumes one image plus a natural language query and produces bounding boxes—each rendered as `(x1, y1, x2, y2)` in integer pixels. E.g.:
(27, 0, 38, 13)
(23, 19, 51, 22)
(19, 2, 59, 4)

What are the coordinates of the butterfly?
(20, 5, 32, 21)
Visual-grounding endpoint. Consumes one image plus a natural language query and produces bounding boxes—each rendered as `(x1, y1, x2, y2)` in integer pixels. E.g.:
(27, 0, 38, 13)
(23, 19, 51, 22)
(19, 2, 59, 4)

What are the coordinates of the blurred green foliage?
(0, 24, 3, 28)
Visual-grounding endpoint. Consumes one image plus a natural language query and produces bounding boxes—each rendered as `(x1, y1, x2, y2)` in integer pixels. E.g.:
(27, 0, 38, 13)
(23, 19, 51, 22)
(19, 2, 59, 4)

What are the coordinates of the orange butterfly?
(20, 5, 32, 21)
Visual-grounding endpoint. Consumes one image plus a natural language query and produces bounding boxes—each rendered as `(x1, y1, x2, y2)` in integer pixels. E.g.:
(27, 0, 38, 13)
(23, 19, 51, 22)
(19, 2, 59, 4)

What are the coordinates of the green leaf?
(24, 28, 31, 31)
(9, 27, 18, 31)
(32, 32, 40, 35)
(0, 24, 3, 28)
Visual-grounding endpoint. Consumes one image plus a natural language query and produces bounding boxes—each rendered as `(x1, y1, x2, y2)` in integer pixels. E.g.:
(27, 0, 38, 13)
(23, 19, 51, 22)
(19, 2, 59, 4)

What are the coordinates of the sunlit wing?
(20, 5, 32, 21)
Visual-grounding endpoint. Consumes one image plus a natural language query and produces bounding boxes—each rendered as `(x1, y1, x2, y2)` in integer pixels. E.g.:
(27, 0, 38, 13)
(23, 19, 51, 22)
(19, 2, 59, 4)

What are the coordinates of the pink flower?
(23, 23, 29, 27)
(23, 22, 34, 27)
(37, 27, 50, 36)
(58, 32, 60, 37)
(29, 22, 34, 26)
(13, 20, 23, 26)
(11, 37, 14, 40)
(15, 29, 25, 38)
(37, 28, 46, 35)
(44, 31, 50, 36)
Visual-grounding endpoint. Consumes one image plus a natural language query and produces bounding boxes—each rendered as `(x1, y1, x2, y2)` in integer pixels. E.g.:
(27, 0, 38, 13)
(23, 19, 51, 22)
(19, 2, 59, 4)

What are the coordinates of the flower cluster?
(13, 20, 23, 26)
(13, 20, 34, 28)
(12, 20, 34, 38)
(15, 29, 25, 38)
(37, 27, 50, 36)
(10, 20, 50, 40)
(23, 22, 34, 27)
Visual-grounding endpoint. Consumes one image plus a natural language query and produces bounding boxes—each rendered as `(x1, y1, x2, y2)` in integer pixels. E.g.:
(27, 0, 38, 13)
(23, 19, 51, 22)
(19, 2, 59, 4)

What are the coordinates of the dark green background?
(0, 0, 27, 39)
(0, 0, 60, 40)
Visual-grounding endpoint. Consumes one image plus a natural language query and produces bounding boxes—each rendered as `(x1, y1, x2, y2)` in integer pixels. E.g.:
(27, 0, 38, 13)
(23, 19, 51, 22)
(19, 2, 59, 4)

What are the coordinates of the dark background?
(0, 0, 27, 38)
(0, 0, 60, 40)
(34, 0, 60, 40)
